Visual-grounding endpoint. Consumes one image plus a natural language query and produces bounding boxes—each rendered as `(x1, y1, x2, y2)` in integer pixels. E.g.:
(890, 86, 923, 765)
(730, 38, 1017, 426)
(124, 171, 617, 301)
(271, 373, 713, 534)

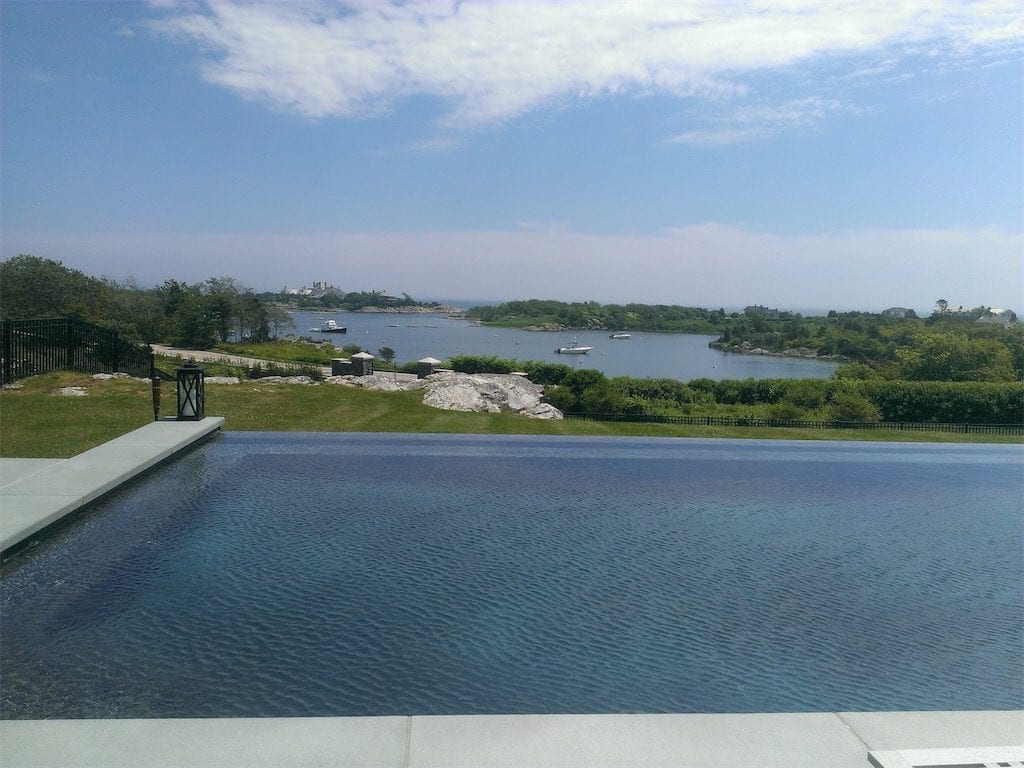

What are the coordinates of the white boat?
(609, 332, 631, 339)
(317, 319, 347, 334)
(555, 341, 593, 354)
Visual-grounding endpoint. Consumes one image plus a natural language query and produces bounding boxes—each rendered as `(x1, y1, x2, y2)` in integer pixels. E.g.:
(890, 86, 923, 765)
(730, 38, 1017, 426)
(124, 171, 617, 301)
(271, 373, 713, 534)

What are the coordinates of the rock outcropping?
(333, 371, 563, 419)
(418, 372, 562, 419)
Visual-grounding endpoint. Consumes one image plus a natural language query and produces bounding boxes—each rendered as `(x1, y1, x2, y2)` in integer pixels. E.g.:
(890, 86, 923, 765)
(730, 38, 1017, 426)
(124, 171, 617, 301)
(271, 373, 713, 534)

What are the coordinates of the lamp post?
(175, 363, 205, 420)
(151, 374, 161, 421)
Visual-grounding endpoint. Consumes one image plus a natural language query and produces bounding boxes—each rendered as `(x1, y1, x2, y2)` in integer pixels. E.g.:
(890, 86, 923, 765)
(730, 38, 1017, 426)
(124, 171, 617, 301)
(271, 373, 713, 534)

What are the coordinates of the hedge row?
(444, 355, 1024, 424)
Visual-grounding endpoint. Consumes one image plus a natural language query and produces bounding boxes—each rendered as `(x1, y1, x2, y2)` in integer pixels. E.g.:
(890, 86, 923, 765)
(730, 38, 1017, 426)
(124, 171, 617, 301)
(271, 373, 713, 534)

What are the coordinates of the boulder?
(420, 372, 563, 419)
(324, 370, 564, 418)
(331, 373, 408, 392)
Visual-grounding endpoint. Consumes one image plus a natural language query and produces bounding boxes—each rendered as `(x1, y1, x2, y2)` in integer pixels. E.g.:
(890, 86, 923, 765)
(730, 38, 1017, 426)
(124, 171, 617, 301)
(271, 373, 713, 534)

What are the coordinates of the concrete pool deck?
(1, 711, 1021, 767)
(1, 422, 1021, 766)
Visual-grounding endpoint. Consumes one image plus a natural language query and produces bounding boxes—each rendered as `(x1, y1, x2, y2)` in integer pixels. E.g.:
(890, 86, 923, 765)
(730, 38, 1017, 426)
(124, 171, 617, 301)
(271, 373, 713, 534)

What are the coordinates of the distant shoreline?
(709, 340, 846, 362)
(284, 305, 465, 315)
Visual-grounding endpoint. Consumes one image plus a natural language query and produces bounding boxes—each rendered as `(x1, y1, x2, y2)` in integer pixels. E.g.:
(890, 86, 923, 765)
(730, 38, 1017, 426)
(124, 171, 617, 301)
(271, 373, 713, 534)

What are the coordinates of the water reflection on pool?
(1, 433, 1021, 718)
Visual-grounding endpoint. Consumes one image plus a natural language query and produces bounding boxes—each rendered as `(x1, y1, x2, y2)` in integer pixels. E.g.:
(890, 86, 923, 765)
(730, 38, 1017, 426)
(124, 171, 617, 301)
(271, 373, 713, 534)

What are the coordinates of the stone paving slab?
(407, 712, 868, 768)
(0, 459, 66, 488)
(0, 418, 224, 553)
(840, 709, 1024, 750)
(0, 716, 409, 768)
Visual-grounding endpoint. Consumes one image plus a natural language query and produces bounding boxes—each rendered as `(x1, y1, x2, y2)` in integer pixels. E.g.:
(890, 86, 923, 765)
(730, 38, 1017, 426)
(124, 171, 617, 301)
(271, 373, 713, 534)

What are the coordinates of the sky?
(1, 1, 1022, 313)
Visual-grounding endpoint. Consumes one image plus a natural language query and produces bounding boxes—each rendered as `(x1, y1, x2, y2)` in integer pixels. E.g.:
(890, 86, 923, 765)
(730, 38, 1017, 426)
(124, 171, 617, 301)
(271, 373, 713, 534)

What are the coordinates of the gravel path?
(151, 344, 418, 381)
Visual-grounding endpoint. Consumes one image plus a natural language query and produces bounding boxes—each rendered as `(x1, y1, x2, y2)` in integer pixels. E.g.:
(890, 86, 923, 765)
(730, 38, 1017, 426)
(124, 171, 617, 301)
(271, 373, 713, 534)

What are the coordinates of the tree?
(170, 293, 216, 348)
(378, 346, 396, 369)
(894, 334, 1016, 381)
(266, 304, 295, 338)
(238, 293, 270, 342)
(205, 277, 242, 342)
(0, 254, 116, 321)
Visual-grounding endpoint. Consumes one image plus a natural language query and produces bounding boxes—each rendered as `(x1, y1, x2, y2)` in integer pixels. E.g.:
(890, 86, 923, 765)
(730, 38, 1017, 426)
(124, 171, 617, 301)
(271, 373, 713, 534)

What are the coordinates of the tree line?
(0, 255, 291, 348)
(283, 289, 441, 311)
(716, 310, 1022, 382)
(466, 299, 729, 332)
(465, 298, 1022, 383)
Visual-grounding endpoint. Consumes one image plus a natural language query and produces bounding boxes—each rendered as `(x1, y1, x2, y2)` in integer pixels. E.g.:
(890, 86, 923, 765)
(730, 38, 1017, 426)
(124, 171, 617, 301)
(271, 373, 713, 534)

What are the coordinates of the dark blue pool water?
(2, 433, 1021, 718)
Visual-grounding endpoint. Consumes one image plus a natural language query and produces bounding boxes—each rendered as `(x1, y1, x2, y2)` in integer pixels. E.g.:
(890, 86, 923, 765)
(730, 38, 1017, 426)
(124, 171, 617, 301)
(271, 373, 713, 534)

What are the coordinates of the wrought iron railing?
(1, 317, 157, 385)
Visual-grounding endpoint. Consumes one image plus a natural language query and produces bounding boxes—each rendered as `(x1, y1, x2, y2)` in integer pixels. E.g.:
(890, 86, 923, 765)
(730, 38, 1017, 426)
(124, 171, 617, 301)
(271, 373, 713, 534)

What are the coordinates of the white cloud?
(149, 1, 1024, 126)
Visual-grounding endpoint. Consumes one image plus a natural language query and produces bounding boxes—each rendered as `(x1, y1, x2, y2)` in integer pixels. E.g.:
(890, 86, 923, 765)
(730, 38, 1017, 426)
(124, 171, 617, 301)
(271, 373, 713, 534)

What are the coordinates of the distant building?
(281, 280, 343, 298)
(933, 303, 977, 319)
(744, 305, 780, 317)
(881, 307, 918, 319)
(976, 308, 1017, 327)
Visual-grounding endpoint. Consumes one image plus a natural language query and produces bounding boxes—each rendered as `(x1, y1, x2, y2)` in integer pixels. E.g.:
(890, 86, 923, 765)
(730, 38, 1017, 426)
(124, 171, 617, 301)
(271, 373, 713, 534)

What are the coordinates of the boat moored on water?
(609, 332, 631, 339)
(555, 341, 593, 354)
(316, 320, 347, 334)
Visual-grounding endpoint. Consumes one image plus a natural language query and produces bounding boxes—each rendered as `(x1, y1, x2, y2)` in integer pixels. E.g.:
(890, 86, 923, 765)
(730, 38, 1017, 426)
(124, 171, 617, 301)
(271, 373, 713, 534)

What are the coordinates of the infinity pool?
(1, 433, 1021, 718)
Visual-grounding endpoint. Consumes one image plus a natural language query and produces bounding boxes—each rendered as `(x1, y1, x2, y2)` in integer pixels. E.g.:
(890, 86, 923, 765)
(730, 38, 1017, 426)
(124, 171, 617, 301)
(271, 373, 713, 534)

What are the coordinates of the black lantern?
(175, 364, 205, 420)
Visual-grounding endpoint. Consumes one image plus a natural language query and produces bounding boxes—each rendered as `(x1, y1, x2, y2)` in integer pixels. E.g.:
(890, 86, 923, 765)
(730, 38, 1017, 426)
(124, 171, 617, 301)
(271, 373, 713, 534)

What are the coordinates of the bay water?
(289, 310, 840, 381)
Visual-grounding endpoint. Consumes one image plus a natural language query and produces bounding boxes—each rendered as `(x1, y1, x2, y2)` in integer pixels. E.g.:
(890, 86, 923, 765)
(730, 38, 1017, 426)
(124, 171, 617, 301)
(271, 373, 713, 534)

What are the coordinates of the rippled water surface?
(2, 434, 1021, 718)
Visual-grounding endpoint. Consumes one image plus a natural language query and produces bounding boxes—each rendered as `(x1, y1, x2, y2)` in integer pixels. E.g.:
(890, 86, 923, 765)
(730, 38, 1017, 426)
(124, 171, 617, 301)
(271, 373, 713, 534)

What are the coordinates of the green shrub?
(828, 391, 882, 422)
(769, 401, 809, 420)
(521, 361, 573, 385)
(855, 380, 1024, 423)
(447, 354, 516, 374)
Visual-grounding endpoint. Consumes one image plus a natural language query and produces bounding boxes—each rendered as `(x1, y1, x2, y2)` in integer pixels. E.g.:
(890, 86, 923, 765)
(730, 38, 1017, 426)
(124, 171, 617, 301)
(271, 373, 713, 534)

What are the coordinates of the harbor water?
(290, 310, 840, 381)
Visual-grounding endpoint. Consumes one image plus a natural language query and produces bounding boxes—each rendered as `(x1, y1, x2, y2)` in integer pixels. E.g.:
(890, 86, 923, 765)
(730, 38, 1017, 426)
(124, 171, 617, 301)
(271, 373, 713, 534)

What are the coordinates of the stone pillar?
(417, 357, 443, 378)
(351, 352, 375, 376)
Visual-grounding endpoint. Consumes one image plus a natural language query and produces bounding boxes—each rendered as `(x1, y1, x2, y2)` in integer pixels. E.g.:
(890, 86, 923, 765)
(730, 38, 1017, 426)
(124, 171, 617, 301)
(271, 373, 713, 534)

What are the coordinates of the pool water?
(1, 433, 1021, 718)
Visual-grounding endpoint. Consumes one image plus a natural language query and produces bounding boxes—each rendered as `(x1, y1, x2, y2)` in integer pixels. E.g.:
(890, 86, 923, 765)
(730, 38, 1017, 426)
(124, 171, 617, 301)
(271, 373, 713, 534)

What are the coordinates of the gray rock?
(421, 372, 563, 419)
(334, 373, 408, 392)
(254, 376, 318, 385)
(324, 370, 563, 419)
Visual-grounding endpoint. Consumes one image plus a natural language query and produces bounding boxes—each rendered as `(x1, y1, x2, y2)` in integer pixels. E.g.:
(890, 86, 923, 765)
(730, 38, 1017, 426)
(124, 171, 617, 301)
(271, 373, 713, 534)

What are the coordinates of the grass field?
(1, 372, 1019, 459)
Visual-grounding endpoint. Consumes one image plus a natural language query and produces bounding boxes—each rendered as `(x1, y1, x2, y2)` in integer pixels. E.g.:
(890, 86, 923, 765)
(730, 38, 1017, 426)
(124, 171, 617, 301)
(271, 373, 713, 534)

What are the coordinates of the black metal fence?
(1, 317, 155, 385)
(565, 412, 1024, 436)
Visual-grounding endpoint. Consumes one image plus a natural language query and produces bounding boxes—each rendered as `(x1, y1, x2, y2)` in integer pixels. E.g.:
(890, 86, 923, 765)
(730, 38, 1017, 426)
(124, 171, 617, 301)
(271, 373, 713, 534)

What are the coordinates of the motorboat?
(317, 319, 347, 334)
(555, 341, 593, 354)
(609, 332, 631, 339)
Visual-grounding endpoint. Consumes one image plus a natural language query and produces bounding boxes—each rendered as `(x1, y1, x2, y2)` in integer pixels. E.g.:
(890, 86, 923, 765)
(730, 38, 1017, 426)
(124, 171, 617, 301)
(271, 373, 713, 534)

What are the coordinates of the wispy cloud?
(149, 1, 1023, 126)
(670, 97, 862, 146)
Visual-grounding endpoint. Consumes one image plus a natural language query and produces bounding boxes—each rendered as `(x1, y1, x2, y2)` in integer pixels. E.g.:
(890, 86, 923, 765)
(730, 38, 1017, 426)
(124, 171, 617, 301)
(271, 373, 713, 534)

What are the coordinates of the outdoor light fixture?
(175, 363, 205, 420)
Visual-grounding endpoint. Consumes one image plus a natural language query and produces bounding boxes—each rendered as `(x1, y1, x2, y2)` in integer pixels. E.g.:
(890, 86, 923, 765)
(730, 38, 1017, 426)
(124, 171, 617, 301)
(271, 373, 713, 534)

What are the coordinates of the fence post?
(2, 318, 11, 384)
(64, 318, 74, 371)
(149, 354, 160, 421)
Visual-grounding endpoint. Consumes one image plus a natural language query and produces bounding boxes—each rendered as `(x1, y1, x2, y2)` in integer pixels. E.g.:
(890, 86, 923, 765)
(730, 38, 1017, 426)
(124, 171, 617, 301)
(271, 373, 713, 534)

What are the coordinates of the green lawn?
(1, 372, 1019, 458)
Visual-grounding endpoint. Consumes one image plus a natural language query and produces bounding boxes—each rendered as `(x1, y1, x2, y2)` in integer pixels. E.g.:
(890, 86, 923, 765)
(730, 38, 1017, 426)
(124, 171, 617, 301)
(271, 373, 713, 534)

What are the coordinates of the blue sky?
(2, 1, 1021, 312)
